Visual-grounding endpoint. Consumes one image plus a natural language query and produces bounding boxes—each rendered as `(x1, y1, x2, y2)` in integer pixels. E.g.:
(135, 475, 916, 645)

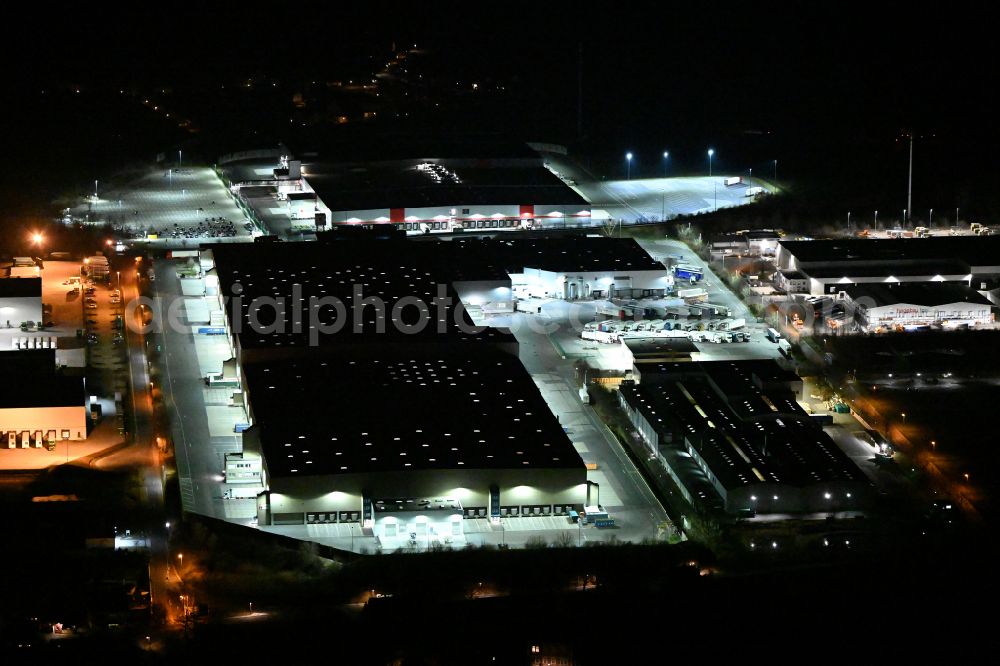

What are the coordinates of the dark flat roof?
(0, 277, 42, 298)
(780, 236, 1000, 268)
(841, 283, 993, 307)
(0, 350, 84, 409)
(452, 237, 665, 274)
(245, 354, 584, 477)
(803, 260, 970, 279)
(624, 337, 698, 357)
(304, 159, 588, 211)
(207, 241, 514, 350)
(621, 361, 864, 490)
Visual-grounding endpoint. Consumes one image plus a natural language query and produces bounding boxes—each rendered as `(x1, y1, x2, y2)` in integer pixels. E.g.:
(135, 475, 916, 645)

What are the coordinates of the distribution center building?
(197, 238, 590, 540)
(217, 139, 591, 235)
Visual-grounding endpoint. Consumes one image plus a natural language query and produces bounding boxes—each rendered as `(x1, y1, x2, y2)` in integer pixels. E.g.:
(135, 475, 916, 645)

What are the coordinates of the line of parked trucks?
(582, 317, 748, 344)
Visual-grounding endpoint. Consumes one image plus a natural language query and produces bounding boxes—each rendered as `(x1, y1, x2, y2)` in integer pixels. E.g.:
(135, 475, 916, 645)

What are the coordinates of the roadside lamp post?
(707, 148, 714, 177)
(874, 210, 879, 231)
(661, 151, 669, 220)
(929, 208, 933, 228)
(626, 152, 633, 180)
(847, 211, 851, 233)
(748, 167, 753, 189)
(773, 159, 777, 180)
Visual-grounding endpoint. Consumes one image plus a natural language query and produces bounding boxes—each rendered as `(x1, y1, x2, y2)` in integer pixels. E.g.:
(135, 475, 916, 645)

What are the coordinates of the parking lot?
(72, 167, 255, 245)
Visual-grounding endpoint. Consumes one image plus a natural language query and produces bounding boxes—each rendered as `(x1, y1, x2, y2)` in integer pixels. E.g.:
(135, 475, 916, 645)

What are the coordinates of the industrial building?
(452, 237, 671, 301)
(618, 360, 870, 514)
(0, 349, 88, 447)
(196, 238, 590, 536)
(621, 336, 700, 369)
(776, 236, 1000, 297)
(0, 277, 43, 328)
(838, 284, 994, 332)
(710, 230, 781, 257)
(217, 139, 590, 234)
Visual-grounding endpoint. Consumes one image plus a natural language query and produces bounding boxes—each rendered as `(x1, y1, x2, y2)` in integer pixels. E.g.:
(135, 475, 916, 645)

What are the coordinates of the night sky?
(3, 2, 997, 218)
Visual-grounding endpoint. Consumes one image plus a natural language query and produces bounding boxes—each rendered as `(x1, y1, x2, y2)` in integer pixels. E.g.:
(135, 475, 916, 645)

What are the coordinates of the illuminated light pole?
(773, 159, 777, 180)
(874, 210, 879, 231)
(625, 152, 633, 180)
(929, 208, 933, 228)
(907, 133, 913, 226)
(661, 151, 669, 221)
(847, 211, 851, 233)
(707, 148, 714, 177)
(748, 167, 752, 189)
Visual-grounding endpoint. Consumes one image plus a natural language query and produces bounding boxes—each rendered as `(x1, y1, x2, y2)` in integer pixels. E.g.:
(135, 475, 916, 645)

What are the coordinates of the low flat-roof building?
(619, 360, 868, 514)
(776, 236, 1000, 296)
(452, 237, 671, 300)
(622, 337, 699, 369)
(0, 277, 43, 328)
(0, 350, 88, 447)
(219, 139, 590, 235)
(839, 283, 994, 332)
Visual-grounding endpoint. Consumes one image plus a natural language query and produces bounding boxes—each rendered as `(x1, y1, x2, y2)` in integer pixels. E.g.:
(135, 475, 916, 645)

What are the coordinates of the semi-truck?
(677, 287, 708, 303)
(674, 265, 704, 282)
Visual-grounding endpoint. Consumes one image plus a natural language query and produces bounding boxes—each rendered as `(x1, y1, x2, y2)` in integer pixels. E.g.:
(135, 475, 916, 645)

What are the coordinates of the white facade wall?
(452, 279, 514, 310)
(0, 405, 88, 441)
(859, 301, 994, 330)
(512, 268, 671, 300)
(0, 295, 43, 327)
(808, 274, 970, 296)
(327, 203, 591, 225)
(261, 467, 587, 525)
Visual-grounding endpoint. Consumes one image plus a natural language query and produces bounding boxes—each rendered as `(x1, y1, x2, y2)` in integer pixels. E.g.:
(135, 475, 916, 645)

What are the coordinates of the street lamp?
(847, 211, 851, 233)
(626, 152, 633, 180)
(707, 149, 715, 177)
(874, 210, 879, 231)
(748, 167, 753, 189)
(929, 208, 933, 228)
(661, 151, 670, 221)
(773, 159, 777, 180)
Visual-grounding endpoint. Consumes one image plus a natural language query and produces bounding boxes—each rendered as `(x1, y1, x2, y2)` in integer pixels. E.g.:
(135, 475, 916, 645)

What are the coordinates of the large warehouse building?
(618, 360, 870, 514)
(217, 139, 591, 236)
(776, 236, 1000, 298)
(197, 238, 590, 539)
